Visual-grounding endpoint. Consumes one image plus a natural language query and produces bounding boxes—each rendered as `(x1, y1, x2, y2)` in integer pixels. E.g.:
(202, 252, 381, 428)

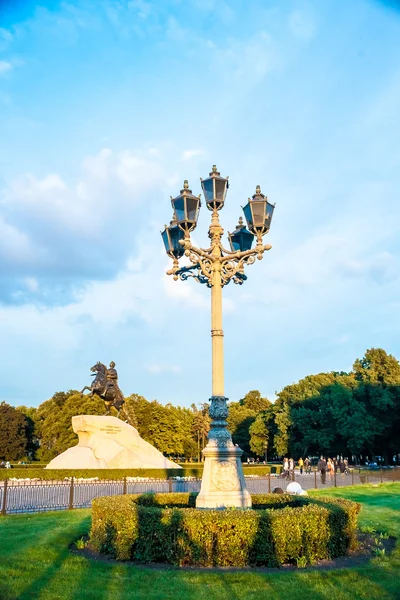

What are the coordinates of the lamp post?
(162, 166, 275, 508)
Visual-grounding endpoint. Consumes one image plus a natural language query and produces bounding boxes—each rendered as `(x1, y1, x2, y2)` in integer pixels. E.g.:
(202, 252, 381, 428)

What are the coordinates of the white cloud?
(181, 149, 203, 161)
(0, 29, 13, 43)
(288, 10, 316, 41)
(0, 61, 12, 75)
(0, 215, 42, 266)
(23, 277, 39, 292)
(0, 147, 169, 281)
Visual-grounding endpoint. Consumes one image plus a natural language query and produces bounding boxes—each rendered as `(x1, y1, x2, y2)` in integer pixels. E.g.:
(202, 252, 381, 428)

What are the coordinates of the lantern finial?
(183, 180, 189, 190)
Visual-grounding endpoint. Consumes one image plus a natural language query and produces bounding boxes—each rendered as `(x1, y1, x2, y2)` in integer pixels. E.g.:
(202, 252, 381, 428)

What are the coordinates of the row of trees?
(1, 348, 399, 464)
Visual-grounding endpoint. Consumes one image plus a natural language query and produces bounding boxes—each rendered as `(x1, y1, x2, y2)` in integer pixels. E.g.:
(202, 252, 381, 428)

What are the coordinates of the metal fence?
(0, 469, 395, 515)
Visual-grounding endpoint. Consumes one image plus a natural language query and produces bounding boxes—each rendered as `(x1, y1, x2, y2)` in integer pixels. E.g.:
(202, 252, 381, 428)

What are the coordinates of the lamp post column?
(196, 217, 252, 509)
(211, 264, 224, 397)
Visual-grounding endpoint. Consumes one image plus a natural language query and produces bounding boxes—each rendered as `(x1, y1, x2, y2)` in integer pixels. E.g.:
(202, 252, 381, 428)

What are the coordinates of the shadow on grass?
(93, 492, 359, 569)
(0, 511, 92, 600)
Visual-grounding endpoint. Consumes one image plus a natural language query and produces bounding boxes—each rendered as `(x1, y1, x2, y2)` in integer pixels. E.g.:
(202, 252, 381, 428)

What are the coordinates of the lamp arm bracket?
(183, 242, 215, 263)
(220, 243, 272, 264)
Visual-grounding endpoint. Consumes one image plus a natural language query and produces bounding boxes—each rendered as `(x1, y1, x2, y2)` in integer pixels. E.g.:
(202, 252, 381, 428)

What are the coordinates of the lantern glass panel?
(266, 202, 274, 226)
(186, 197, 199, 221)
(161, 229, 170, 253)
(169, 225, 185, 257)
(173, 197, 185, 222)
(215, 178, 226, 201)
(202, 178, 214, 203)
(252, 201, 267, 227)
(229, 233, 240, 252)
(241, 230, 254, 250)
(243, 203, 253, 228)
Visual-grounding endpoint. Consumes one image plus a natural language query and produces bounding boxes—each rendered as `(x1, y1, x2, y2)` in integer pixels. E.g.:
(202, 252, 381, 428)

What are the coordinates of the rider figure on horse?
(81, 361, 125, 414)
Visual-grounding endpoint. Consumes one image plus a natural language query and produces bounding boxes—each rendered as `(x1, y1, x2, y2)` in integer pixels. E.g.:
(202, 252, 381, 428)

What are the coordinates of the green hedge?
(0, 465, 281, 480)
(89, 492, 360, 566)
(8, 464, 48, 469)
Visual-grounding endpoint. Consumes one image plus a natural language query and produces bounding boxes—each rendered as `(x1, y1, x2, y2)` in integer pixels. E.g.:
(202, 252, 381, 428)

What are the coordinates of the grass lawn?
(0, 483, 399, 600)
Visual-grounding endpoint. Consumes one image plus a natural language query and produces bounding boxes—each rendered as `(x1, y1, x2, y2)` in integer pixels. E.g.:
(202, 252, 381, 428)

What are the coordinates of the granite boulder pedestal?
(46, 415, 181, 470)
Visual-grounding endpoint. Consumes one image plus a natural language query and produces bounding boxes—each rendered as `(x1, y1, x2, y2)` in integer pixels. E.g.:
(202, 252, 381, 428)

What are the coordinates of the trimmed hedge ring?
(89, 492, 360, 567)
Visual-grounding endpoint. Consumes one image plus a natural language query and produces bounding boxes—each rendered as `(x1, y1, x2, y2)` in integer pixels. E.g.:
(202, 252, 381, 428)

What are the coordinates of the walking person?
(304, 457, 311, 474)
(289, 457, 295, 481)
(283, 457, 289, 479)
(298, 457, 304, 475)
(318, 456, 327, 484)
(339, 459, 346, 479)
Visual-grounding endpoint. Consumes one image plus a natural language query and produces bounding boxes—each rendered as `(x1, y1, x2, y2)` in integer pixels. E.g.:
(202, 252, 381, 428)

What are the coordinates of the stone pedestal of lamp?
(196, 396, 252, 509)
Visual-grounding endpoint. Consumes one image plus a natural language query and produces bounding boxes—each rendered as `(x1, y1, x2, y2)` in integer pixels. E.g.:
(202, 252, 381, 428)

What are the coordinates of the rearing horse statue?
(81, 361, 125, 414)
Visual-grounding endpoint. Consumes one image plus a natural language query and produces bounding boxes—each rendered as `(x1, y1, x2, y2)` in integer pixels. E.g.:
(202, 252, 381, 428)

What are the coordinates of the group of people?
(282, 457, 312, 478)
(282, 456, 350, 483)
(317, 456, 350, 483)
(0, 461, 12, 469)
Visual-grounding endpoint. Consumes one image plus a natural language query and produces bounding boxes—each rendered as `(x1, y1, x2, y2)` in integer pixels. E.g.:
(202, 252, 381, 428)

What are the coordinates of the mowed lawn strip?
(0, 483, 398, 600)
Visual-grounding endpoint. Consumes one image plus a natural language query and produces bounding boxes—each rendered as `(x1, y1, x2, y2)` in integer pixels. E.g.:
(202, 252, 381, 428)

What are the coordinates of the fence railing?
(0, 468, 395, 515)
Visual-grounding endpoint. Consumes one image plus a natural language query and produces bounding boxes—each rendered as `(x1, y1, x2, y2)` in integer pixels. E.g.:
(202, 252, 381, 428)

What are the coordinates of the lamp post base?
(196, 444, 252, 509)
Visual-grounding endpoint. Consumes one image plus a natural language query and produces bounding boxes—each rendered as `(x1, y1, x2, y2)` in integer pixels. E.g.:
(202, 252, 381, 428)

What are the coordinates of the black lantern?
(170, 180, 201, 233)
(200, 165, 229, 211)
(242, 185, 275, 235)
(161, 219, 185, 258)
(228, 217, 254, 252)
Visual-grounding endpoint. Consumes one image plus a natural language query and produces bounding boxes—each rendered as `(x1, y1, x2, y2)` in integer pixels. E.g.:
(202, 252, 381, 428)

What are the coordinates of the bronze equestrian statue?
(81, 361, 125, 414)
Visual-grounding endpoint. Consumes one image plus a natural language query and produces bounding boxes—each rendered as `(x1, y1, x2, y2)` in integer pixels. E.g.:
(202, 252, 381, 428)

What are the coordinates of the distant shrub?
(0, 465, 280, 480)
(89, 493, 360, 566)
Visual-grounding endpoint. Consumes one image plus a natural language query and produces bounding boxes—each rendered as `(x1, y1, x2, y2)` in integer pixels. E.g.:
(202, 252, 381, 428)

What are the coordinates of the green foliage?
(271, 348, 400, 461)
(0, 464, 281, 480)
(34, 391, 106, 461)
(353, 348, 400, 385)
(0, 402, 29, 460)
(227, 402, 256, 455)
(2, 346, 399, 466)
(249, 413, 269, 457)
(89, 493, 360, 566)
(239, 390, 272, 413)
(126, 394, 200, 458)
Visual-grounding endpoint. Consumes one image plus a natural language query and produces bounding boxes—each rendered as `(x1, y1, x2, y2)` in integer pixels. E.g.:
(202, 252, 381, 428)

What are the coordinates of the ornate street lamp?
(162, 166, 275, 509)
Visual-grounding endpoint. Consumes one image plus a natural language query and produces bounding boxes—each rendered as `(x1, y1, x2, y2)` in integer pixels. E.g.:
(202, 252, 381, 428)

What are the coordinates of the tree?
(240, 390, 271, 413)
(0, 402, 29, 461)
(192, 404, 210, 462)
(227, 402, 256, 455)
(353, 348, 400, 385)
(16, 405, 39, 459)
(35, 391, 107, 460)
(249, 414, 269, 458)
(273, 372, 355, 457)
(126, 394, 199, 459)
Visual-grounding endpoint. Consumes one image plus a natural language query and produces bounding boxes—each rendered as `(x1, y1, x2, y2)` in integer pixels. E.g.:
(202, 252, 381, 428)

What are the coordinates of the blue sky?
(0, 0, 399, 408)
